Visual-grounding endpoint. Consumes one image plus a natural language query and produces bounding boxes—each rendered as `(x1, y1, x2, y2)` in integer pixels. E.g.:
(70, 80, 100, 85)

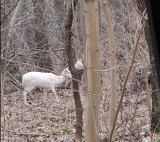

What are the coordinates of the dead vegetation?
(1, 85, 159, 141)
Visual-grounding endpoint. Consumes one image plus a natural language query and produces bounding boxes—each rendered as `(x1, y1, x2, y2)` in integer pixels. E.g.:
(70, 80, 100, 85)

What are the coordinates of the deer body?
(22, 68, 71, 105)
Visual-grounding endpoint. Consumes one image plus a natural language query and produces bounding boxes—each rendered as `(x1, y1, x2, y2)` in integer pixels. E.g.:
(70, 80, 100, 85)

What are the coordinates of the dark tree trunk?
(32, 0, 52, 71)
(136, 0, 160, 132)
(63, 0, 83, 141)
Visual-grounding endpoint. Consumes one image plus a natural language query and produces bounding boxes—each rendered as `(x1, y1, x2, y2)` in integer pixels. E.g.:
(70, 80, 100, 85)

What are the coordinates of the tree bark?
(84, 0, 101, 141)
(136, 0, 160, 133)
(63, 0, 83, 141)
(101, 0, 117, 141)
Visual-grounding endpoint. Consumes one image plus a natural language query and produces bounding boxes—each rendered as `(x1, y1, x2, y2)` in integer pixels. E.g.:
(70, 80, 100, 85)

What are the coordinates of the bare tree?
(101, 0, 117, 141)
(136, 0, 160, 132)
(32, 0, 52, 71)
(83, 0, 101, 141)
(63, 0, 83, 141)
(1, 0, 23, 141)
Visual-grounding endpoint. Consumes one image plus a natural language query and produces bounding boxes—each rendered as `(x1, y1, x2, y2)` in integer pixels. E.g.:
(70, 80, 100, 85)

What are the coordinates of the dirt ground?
(1, 88, 159, 142)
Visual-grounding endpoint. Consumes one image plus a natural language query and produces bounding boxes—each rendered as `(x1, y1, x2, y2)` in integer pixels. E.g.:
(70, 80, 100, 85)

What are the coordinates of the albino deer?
(22, 67, 71, 105)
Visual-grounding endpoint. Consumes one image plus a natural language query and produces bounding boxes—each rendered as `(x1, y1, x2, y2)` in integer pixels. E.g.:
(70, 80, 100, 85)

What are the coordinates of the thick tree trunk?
(136, 0, 160, 132)
(63, 0, 83, 141)
(32, 0, 52, 71)
(84, 0, 101, 141)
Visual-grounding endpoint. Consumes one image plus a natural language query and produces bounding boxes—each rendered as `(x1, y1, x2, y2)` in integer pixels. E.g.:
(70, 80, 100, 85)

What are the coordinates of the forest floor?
(1, 87, 160, 142)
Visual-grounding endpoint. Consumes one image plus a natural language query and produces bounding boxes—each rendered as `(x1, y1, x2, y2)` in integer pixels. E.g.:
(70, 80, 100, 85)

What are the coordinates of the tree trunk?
(136, 0, 160, 133)
(63, 0, 83, 141)
(80, 0, 87, 98)
(84, 0, 101, 141)
(101, 0, 117, 141)
(80, 0, 86, 49)
(32, 0, 52, 71)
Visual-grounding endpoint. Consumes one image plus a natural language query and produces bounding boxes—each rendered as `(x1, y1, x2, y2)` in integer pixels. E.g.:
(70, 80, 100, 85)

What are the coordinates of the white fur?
(22, 68, 71, 105)
(75, 59, 84, 70)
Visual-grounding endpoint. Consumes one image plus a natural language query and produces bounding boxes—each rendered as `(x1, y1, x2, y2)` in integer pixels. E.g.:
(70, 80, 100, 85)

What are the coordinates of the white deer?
(22, 67, 71, 105)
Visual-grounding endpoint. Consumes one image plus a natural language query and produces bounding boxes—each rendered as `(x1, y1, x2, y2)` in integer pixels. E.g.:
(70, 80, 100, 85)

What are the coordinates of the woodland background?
(1, 0, 160, 142)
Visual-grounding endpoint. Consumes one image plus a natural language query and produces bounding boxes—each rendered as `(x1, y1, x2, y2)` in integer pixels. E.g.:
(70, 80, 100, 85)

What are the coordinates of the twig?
(6, 71, 23, 90)
(1, 0, 21, 24)
(2, 57, 54, 72)
(109, 22, 145, 142)
(128, 0, 147, 20)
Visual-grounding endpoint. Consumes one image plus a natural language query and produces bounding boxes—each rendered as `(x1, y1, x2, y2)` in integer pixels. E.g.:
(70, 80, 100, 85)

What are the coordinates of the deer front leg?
(43, 88, 47, 103)
(51, 86, 60, 103)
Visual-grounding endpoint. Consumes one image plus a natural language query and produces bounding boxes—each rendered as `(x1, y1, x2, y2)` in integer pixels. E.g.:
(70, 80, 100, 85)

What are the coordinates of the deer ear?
(66, 67, 70, 72)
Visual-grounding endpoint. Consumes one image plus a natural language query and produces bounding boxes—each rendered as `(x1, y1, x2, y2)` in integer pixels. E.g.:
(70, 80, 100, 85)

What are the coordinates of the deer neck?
(57, 75, 66, 85)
